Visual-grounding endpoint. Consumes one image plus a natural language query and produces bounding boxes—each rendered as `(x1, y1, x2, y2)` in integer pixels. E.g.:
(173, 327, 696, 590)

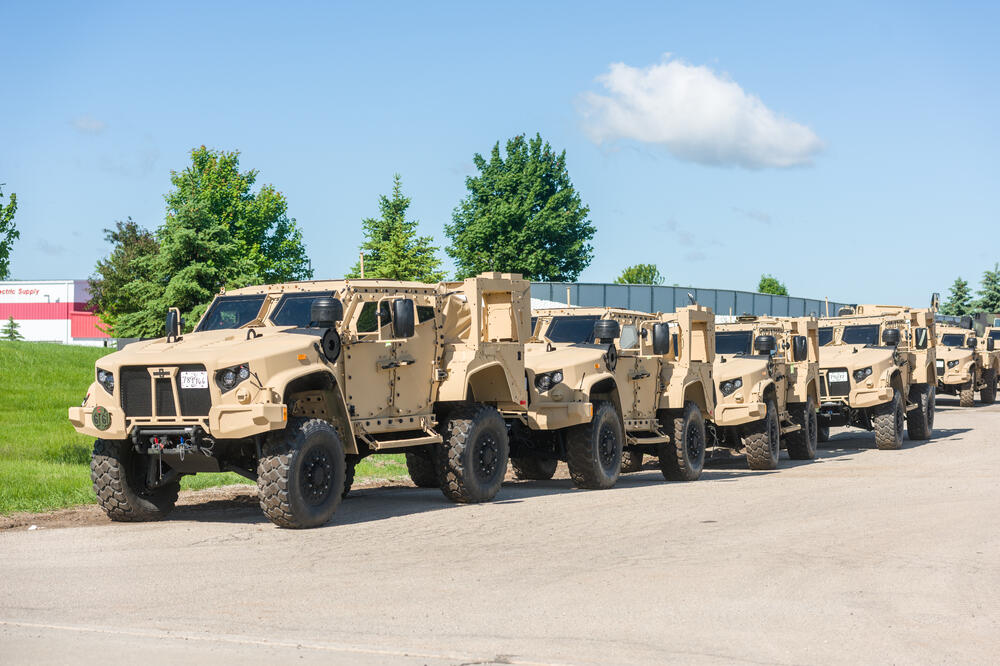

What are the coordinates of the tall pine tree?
(940, 277, 973, 315)
(347, 175, 444, 282)
(977, 263, 1000, 313)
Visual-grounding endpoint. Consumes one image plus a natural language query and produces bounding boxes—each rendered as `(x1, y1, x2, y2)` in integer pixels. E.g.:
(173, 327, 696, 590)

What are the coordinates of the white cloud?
(579, 56, 824, 169)
(72, 114, 107, 134)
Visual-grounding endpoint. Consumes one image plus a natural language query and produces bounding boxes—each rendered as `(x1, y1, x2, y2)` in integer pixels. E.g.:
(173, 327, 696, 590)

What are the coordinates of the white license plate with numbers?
(828, 371, 849, 383)
(180, 371, 208, 389)
(936, 360, 944, 368)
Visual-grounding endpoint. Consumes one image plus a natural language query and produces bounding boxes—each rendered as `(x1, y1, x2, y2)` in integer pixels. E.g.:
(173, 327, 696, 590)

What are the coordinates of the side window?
(417, 306, 436, 323)
(619, 325, 639, 350)
(356, 301, 392, 333)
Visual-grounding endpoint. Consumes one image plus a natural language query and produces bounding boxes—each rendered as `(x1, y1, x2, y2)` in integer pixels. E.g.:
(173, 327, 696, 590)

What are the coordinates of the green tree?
(615, 263, 665, 285)
(445, 133, 595, 281)
(977, 263, 1000, 313)
(1, 315, 23, 341)
(91, 147, 314, 337)
(757, 274, 788, 295)
(88, 219, 160, 334)
(0, 185, 18, 280)
(347, 175, 444, 281)
(940, 276, 973, 316)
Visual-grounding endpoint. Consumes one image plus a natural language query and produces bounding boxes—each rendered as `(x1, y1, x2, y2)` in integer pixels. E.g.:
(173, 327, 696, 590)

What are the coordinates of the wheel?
(817, 424, 830, 443)
(905, 385, 934, 441)
(342, 455, 358, 499)
(743, 400, 780, 470)
(874, 389, 904, 450)
(785, 397, 818, 460)
(257, 418, 346, 528)
(959, 380, 975, 407)
(405, 449, 440, 488)
(620, 450, 644, 473)
(437, 404, 509, 503)
(980, 369, 997, 405)
(566, 401, 623, 489)
(658, 402, 705, 481)
(511, 456, 558, 480)
(91, 439, 179, 521)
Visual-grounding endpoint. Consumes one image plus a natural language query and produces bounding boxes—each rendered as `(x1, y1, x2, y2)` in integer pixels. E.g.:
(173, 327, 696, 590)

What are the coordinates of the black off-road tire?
(511, 456, 558, 480)
(980, 369, 997, 405)
(91, 439, 179, 522)
(437, 404, 509, 503)
(657, 402, 705, 482)
(405, 449, 440, 488)
(620, 450, 644, 473)
(257, 418, 346, 529)
(566, 402, 623, 489)
(874, 390, 905, 450)
(817, 424, 830, 443)
(959, 380, 975, 408)
(744, 400, 780, 470)
(785, 397, 818, 460)
(906, 385, 934, 441)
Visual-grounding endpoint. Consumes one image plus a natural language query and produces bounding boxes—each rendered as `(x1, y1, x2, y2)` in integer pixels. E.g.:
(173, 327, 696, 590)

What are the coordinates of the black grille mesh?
(119, 365, 210, 417)
(826, 367, 851, 396)
(176, 365, 211, 416)
(121, 367, 152, 417)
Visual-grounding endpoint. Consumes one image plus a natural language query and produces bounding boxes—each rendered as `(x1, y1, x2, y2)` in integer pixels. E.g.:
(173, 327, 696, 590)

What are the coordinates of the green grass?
(0, 341, 409, 515)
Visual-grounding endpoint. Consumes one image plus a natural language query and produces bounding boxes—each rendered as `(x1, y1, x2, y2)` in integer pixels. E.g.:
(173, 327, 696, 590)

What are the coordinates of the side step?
(357, 429, 442, 451)
(626, 431, 671, 445)
(779, 423, 802, 435)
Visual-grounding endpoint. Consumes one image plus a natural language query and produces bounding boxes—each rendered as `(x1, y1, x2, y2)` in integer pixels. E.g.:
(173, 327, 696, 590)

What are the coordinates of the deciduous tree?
(757, 274, 788, 296)
(615, 264, 665, 285)
(0, 185, 18, 280)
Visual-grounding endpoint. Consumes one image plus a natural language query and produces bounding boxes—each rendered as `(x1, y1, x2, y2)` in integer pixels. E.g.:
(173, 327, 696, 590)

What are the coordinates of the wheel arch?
(465, 362, 516, 405)
(280, 370, 358, 455)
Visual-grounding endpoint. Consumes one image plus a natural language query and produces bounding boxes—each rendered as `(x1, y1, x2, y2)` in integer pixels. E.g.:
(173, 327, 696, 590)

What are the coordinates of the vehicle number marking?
(180, 371, 209, 389)
(828, 371, 849, 383)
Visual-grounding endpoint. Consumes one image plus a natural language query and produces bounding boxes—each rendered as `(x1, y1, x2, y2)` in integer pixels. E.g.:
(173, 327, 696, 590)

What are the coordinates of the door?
(391, 298, 439, 416)
(343, 300, 394, 420)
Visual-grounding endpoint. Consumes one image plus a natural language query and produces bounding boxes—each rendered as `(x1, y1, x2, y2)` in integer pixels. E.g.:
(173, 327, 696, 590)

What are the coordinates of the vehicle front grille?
(819, 375, 828, 397)
(120, 365, 211, 418)
(826, 367, 851, 396)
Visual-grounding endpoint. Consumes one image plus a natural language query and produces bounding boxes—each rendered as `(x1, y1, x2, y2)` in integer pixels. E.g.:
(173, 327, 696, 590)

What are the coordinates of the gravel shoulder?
(2, 398, 998, 664)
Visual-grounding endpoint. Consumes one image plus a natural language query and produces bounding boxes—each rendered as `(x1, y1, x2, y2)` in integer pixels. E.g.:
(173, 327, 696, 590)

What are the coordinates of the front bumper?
(69, 403, 288, 440)
(715, 400, 766, 427)
(526, 402, 593, 430)
(938, 371, 973, 387)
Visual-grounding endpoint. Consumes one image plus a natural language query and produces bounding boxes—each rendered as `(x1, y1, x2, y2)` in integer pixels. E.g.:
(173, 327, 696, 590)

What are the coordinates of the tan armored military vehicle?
(517, 305, 716, 485)
(711, 316, 821, 469)
(69, 273, 532, 528)
(816, 305, 936, 449)
(935, 325, 998, 406)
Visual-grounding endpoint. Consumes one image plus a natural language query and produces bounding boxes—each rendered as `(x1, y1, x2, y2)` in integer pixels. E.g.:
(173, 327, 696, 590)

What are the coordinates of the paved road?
(3, 398, 999, 665)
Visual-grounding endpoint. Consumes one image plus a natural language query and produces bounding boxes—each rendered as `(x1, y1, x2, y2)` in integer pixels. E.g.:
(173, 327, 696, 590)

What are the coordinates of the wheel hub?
(686, 422, 703, 459)
(301, 450, 334, 504)
(598, 424, 618, 469)
(476, 435, 499, 479)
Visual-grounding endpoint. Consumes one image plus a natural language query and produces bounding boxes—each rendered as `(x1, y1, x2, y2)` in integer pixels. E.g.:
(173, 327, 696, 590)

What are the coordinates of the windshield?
(990, 330, 1000, 342)
(940, 333, 966, 347)
(818, 327, 834, 346)
(842, 324, 880, 346)
(716, 331, 753, 355)
(196, 295, 266, 332)
(545, 315, 600, 343)
(270, 292, 332, 327)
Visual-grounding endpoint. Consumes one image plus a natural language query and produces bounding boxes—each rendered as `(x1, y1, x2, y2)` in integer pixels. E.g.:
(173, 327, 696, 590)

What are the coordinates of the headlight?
(947, 360, 960, 369)
(534, 369, 564, 393)
(852, 367, 873, 382)
(216, 363, 250, 392)
(96, 368, 114, 394)
(720, 377, 743, 396)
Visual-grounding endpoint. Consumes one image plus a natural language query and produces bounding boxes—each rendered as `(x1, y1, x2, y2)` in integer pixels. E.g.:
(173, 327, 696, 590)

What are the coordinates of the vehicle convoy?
(520, 305, 716, 484)
(711, 316, 821, 469)
(934, 325, 998, 406)
(816, 305, 936, 449)
(70, 273, 535, 528)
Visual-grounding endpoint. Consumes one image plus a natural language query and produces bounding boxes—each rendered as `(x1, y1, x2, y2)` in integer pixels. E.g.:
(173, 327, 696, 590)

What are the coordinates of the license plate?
(828, 371, 848, 383)
(936, 360, 944, 368)
(180, 371, 208, 389)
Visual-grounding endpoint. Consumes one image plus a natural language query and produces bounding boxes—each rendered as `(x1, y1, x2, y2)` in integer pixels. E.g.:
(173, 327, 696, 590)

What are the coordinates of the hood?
(936, 346, 974, 363)
(524, 342, 608, 374)
(819, 344, 894, 370)
(714, 354, 768, 382)
(99, 326, 322, 369)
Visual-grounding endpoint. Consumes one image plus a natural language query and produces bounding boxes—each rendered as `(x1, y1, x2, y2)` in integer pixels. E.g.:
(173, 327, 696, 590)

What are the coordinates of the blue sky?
(2, 1, 998, 306)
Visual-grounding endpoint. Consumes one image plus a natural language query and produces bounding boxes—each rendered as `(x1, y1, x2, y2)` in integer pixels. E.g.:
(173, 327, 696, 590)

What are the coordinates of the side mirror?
(914, 327, 928, 350)
(593, 319, 620, 344)
(987, 338, 996, 352)
(652, 323, 670, 356)
(882, 328, 901, 347)
(754, 335, 777, 354)
(392, 299, 415, 338)
(792, 335, 808, 362)
(967, 337, 978, 350)
(960, 315, 973, 329)
(310, 297, 343, 328)
(165, 308, 181, 340)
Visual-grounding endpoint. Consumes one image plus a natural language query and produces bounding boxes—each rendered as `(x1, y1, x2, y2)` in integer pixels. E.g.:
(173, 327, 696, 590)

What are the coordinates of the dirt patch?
(0, 477, 417, 531)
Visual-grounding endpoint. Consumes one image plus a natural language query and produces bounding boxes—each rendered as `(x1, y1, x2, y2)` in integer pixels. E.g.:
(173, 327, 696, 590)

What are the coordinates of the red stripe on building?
(0, 302, 86, 319)
(71, 311, 110, 338)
